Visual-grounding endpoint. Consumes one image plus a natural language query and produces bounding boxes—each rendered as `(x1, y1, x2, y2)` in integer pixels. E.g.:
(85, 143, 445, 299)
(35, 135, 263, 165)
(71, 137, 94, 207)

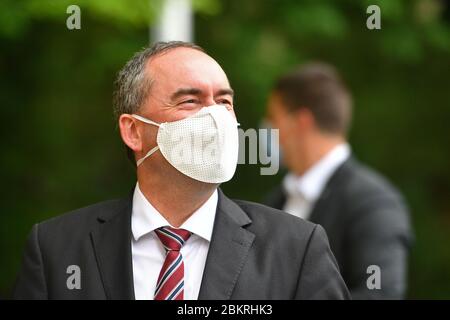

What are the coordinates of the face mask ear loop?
(131, 114, 161, 166)
(131, 114, 161, 127)
(136, 145, 160, 167)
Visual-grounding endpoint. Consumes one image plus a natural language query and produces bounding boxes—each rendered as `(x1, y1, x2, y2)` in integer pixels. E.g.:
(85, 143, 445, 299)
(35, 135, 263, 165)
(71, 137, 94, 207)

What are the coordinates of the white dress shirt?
(131, 183, 217, 300)
(282, 143, 351, 220)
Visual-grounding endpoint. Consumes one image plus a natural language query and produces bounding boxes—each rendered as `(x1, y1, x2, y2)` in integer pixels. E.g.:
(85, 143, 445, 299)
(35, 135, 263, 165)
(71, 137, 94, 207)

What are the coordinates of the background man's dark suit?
(13, 189, 349, 300)
(265, 158, 414, 299)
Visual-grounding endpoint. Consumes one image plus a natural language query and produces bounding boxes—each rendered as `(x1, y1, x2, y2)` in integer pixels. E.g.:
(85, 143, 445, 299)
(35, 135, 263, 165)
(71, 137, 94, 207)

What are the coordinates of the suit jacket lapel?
(309, 158, 353, 224)
(90, 197, 135, 300)
(309, 184, 334, 224)
(198, 189, 255, 300)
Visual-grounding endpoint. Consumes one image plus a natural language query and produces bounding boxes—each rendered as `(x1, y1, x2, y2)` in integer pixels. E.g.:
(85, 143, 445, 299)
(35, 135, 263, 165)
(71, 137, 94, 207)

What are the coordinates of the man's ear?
(118, 114, 143, 153)
(296, 108, 315, 133)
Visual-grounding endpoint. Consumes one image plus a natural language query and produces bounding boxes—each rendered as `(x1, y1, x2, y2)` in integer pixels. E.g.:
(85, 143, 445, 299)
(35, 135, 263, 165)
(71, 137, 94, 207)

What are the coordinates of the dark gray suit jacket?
(13, 189, 349, 300)
(265, 158, 413, 299)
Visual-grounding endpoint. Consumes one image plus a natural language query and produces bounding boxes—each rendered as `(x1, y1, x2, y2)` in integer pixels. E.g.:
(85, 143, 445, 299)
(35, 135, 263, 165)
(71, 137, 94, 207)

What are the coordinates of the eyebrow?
(170, 87, 234, 101)
(216, 88, 234, 97)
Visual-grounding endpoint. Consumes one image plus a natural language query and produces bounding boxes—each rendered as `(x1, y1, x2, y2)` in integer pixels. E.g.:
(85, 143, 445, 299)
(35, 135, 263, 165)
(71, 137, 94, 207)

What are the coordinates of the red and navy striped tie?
(154, 226, 192, 300)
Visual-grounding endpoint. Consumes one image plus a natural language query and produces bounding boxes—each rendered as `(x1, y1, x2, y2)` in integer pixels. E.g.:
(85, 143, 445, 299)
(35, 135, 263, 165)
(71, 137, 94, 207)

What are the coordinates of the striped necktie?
(154, 226, 192, 300)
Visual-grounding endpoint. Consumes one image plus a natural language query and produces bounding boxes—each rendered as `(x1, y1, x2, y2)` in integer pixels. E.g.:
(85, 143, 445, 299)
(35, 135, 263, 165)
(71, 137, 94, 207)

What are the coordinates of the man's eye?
(218, 100, 232, 106)
(183, 99, 197, 104)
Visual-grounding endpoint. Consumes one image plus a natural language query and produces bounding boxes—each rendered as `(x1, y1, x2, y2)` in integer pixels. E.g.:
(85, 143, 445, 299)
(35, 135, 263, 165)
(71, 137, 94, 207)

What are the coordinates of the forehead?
(146, 47, 230, 94)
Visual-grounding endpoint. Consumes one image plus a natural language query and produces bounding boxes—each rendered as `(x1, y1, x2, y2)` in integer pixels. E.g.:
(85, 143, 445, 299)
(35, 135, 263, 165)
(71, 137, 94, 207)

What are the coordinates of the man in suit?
(13, 42, 349, 300)
(264, 62, 413, 299)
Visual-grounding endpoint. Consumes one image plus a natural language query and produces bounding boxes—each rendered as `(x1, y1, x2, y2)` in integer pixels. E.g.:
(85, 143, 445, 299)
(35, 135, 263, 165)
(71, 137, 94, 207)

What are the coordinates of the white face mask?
(132, 104, 239, 184)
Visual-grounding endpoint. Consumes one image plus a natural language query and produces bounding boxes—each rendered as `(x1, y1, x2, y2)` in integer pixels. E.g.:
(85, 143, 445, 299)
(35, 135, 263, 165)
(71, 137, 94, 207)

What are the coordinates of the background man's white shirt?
(283, 143, 351, 220)
(131, 183, 217, 300)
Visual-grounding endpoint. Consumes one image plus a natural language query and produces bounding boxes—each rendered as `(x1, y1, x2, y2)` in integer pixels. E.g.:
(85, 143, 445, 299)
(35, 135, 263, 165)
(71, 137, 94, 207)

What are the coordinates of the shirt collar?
(131, 183, 218, 242)
(283, 143, 351, 202)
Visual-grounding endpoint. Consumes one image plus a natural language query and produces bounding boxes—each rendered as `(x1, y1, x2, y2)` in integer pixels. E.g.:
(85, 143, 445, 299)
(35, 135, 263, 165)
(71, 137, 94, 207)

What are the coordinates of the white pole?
(151, 0, 193, 43)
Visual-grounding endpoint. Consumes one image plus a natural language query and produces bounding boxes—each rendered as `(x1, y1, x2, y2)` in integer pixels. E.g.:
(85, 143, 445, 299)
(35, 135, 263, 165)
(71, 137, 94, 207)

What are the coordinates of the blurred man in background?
(264, 62, 414, 299)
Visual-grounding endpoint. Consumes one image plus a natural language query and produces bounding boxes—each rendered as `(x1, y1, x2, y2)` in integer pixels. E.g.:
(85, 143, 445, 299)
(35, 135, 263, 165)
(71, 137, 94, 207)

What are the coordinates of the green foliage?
(1, 0, 449, 298)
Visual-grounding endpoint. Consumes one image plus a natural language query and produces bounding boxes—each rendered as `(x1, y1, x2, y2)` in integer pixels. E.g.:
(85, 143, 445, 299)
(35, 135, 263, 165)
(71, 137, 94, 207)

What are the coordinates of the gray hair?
(113, 41, 205, 121)
(112, 41, 205, 164)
